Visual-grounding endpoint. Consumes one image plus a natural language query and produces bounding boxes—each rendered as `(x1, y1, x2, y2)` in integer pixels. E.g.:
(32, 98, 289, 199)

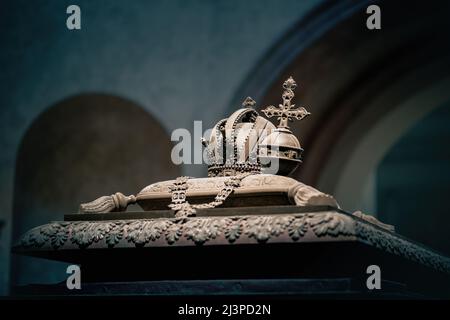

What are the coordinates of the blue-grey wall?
(0, 0, 322, 294)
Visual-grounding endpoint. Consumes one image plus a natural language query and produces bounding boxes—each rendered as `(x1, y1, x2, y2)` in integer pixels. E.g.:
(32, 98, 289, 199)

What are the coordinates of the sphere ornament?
(259, 127, 304, 176)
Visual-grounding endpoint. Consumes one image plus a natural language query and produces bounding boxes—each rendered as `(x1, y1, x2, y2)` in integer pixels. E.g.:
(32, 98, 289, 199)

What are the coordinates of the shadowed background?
(1, 0, 450, 294)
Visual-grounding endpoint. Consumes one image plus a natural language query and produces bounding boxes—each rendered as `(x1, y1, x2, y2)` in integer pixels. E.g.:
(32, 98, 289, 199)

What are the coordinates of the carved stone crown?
(204, 77, 310, 177)
(204, 106, 274, 177)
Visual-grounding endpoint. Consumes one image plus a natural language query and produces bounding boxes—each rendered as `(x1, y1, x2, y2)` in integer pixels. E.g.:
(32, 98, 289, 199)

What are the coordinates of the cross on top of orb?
(261, 76, 310, 129)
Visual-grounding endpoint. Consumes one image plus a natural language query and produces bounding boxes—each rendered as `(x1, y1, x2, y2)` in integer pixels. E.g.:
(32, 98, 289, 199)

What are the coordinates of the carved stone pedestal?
(12, 206, 450, 298)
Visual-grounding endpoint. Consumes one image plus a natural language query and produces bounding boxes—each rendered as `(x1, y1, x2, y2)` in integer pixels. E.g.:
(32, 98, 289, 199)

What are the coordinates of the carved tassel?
(79, 192, 136, 214)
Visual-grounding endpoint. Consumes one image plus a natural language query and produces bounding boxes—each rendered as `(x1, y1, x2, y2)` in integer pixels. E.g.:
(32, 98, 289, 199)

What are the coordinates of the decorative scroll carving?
(288, 183, 338, 208)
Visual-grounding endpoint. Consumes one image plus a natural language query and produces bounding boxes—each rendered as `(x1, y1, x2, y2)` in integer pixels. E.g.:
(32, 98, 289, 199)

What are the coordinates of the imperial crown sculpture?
(78, 77, 342, 219)
(14, 76, 450, 298)
(205, 77, 309, 177)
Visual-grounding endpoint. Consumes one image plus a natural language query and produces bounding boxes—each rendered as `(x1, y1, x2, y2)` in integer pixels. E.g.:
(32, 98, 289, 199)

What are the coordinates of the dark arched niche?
(12, 93, 180, 285)
(377, 102, 450, 256)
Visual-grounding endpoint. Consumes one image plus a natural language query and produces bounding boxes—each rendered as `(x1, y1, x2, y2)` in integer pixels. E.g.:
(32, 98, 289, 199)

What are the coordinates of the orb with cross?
(259, 76, 310, 176)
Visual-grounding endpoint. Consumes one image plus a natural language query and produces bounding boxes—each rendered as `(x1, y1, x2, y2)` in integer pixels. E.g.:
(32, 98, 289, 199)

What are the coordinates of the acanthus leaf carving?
(71, 222, 113, 248)
(288, 214, 308, 241)
(41, 223, 69, 249)
(105, 222, 126, 248)
(244, 216, 294, 243)
(244, 217, 272, 243)
(307, 212, 355, 237)
(16, 212, 450, 275)
(165, 223, 183, 245)
(126, 220, 171, 246)
(21, 226, 49, 248)
(224, 219, 242, 243)
(184, 218, 229, 245)
(270, 216, 295, 237)
(51, 227, 69, 249)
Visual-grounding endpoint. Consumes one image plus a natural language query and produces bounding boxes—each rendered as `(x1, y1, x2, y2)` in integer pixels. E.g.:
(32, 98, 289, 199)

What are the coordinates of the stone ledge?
(13, 210, 450, 274)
